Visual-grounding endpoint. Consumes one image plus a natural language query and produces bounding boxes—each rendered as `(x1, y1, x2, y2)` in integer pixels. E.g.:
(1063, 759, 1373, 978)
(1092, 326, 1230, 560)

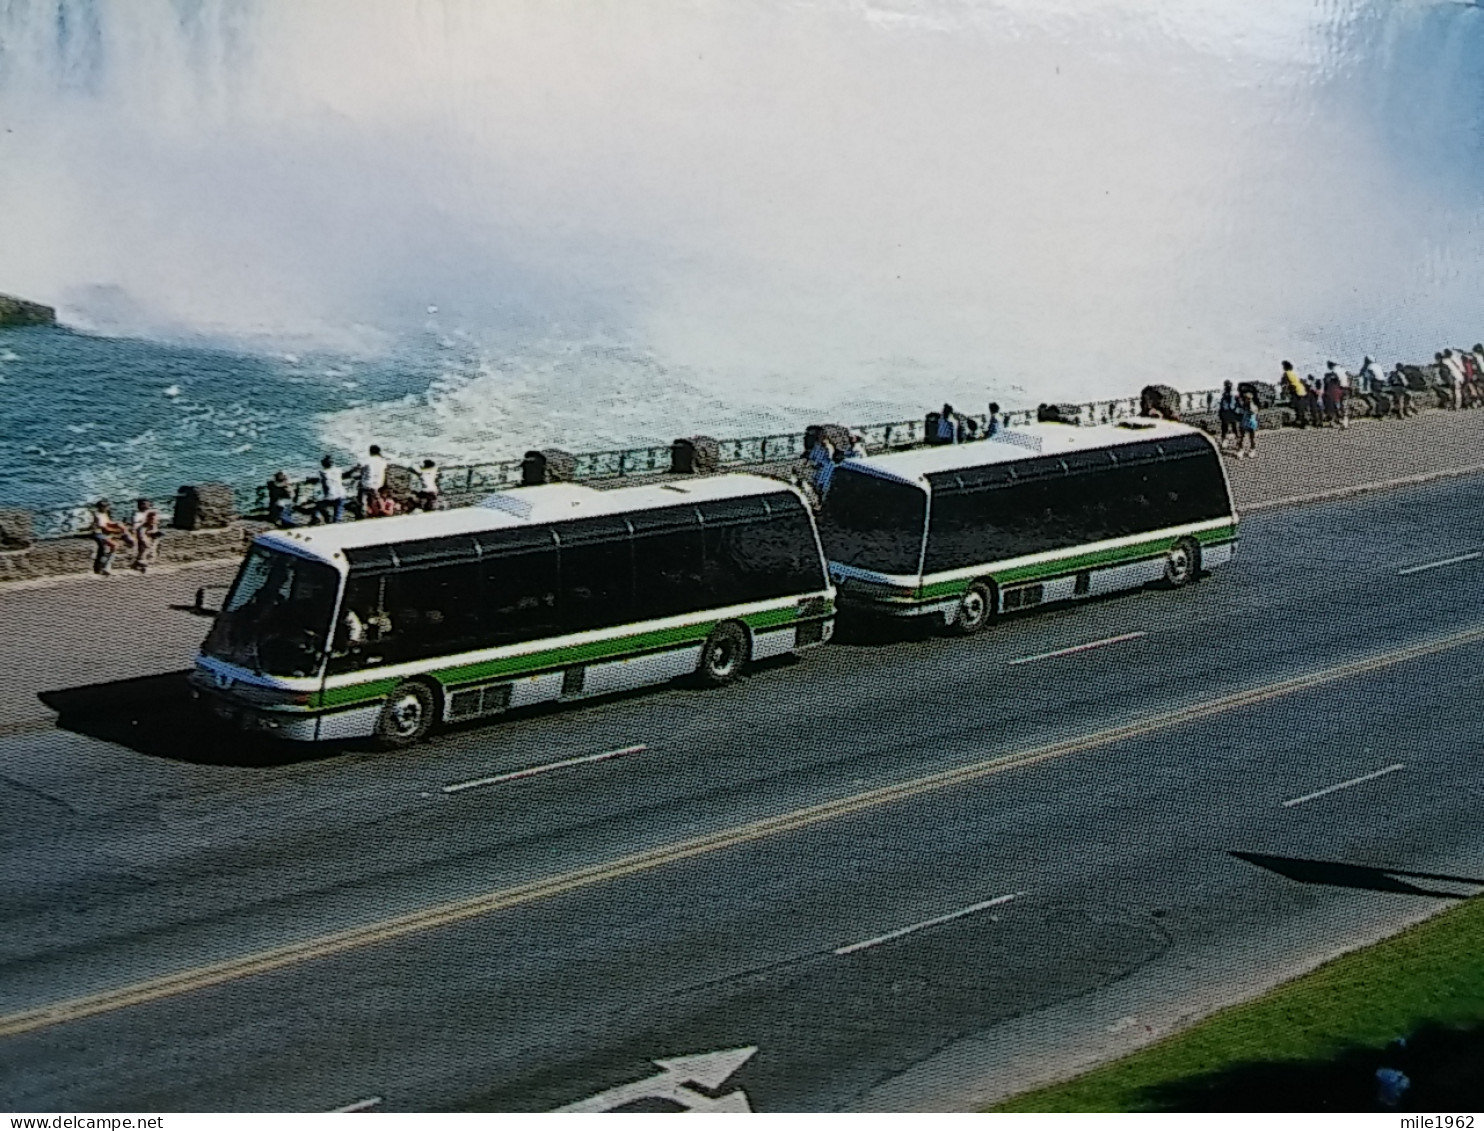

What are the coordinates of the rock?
(172, 483, 237, 530)
(1036, 403, 1082, 424)
(0, 293, 56, 327)
(671, 435, 720, 475)
(1139, 384, 1183, 421)
(0, 507, 33, 550)
(1400, 364, 1433, 391)
(521, 448, 576, 486)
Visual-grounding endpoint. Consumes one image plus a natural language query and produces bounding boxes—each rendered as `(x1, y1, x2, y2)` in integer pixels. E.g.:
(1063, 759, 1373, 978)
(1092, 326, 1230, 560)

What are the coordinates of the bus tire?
(374, 680, 437, 748)
(1164, 537, 1202, 588)
(698, 622, 750, 686)
(950, 581, 994, 635)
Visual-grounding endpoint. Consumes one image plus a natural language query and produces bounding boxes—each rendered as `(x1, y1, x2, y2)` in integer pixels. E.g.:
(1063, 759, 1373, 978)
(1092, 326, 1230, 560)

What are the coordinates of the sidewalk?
(2, 407, 1479, 734)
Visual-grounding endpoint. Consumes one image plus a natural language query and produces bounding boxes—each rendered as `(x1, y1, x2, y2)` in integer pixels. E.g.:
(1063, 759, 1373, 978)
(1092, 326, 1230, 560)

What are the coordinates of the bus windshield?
(818, 469, 928, 575)
(202, 546, 340, 678)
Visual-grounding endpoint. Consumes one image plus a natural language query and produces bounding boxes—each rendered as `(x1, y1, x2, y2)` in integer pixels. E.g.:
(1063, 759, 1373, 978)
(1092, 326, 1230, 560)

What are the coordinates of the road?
(2, 474, 1484, 1111)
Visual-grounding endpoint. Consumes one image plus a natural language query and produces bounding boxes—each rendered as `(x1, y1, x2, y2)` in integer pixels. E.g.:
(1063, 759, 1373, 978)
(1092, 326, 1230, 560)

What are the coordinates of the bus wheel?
(1164, 538, 1202, 588)
(951, 582, 994, 635)
(374, 680, 436, 748)
(698, 622, 750, 686)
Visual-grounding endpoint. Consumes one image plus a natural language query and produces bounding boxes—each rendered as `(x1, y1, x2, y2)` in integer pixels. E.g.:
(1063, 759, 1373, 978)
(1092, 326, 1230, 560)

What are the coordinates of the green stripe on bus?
(314, 604, 825, 710)
(915, 524, 1238, 601)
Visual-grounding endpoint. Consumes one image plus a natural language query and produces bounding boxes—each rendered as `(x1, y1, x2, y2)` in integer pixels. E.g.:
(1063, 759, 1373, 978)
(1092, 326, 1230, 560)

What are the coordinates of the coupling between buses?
(190, 419, 1237, 747)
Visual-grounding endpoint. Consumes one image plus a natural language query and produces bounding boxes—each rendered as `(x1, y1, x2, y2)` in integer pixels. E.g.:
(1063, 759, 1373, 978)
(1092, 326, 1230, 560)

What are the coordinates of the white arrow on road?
(555, 1046, 758, 1112)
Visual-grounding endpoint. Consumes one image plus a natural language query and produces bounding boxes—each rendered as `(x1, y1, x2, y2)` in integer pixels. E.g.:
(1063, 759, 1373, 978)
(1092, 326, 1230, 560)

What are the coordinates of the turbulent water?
(2, 0, 1483, 509)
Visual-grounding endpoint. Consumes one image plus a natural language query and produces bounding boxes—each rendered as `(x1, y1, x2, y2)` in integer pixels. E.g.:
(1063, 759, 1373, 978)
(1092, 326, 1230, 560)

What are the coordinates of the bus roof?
(254, 473, 799, 565)
(835, 420, 1210, 487)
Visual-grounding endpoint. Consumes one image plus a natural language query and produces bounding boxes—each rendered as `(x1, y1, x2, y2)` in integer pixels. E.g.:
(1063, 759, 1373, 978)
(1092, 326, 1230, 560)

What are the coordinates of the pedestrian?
(353, 444, 388, 518)
(1280, 361, 1306, 426)
(314, 455, 346, 524)
(842, 431, 868, 459)
(1460, 348, 1481, 409)
(986, 402, 1002, 437)
(1322, 372, 1344, 428)
(1304, 376, 1324, 428)
(415, 459, 440, 512)
(1236, 390, 1259, 458)
(1358, 356, 1387, 417)
(1325, 361, 1349, 428)
(1438, 351, 1463, 409)
(808, 433, 838, 498)
(934, 404, 961, 444)
(129, 498, 161, 573)
(267, 471, 296, 528)
(1217, 380, 1240, 450)
(1388, 365, 1416, 417)
(88, 499, 129, 577)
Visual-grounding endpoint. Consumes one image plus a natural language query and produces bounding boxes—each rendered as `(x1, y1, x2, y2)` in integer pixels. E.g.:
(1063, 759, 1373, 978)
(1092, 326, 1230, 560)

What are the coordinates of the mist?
(3, 0, 1483, 439)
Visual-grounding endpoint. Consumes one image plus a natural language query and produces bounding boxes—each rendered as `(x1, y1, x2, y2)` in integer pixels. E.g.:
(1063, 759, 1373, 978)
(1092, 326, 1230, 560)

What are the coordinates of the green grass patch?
(995, 896, 1484, 1112)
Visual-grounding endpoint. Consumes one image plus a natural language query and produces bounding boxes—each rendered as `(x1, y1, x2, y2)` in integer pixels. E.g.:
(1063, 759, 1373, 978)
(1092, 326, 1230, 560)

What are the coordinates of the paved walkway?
(2, 407, 1480, 733)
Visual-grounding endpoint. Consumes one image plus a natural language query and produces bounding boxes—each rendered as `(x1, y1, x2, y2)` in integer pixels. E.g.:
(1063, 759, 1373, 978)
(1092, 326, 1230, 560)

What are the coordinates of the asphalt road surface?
(3, 476, 1484, 1112)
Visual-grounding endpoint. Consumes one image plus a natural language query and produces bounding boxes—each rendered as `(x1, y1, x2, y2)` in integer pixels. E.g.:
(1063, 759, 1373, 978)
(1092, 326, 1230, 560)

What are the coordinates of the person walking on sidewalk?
(1218, 381, 1240, 450)
(88, 500, 130, 577)
(1438, 351, 1463, 409)
(1359, 356, 1387, 417)
(1235, 390, 1259, 458)
(352, 445, 388, 518)
(1325, 361, 1350, 428)
(1388, 365, 1417, 417)
(1281, 361, 1306, 426)
(314, 455, 346, 524)
(129, 498, 160, 573)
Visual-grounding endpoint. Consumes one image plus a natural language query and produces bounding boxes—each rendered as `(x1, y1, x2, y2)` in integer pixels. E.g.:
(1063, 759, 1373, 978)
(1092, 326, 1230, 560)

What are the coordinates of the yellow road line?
(5, 623, 1484, 1041)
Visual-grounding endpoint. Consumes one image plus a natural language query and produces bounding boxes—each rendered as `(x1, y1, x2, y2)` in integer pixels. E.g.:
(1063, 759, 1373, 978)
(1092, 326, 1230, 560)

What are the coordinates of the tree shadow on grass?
(1137, 1023, 1484, 1112)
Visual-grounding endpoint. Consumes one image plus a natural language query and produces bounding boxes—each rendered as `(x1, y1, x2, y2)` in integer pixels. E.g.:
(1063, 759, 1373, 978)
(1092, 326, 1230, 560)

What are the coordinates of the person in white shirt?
(415, 459, 440, 512)
(1325, 361, 1351, 428)
(1438, 351, 1464, 409)
(353, 444, 388, 517)
(315, 455, 347, 523)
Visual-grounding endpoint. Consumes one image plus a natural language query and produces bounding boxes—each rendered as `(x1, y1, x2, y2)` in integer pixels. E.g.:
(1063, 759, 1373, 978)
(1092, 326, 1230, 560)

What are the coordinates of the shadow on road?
(1136, 1023, 1484, 1111)
(1230, 851, 1484, 899)
(37, 672, 334, 767)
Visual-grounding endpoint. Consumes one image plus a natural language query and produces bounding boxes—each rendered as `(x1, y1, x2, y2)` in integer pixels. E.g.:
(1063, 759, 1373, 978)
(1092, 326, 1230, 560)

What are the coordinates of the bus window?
(632, 527, 706, 620)
(558, 518, 635, 632)
(481, 544, 560, 646)
(379, 563, 483, 664)
(203, 546, 338, 677)
(700, 499, 825, 605)
(817, 470, 927, 576)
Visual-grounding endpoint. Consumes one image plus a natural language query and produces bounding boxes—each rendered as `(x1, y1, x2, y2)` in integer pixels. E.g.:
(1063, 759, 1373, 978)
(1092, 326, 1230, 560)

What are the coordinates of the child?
(1236, 391, 1259, 458)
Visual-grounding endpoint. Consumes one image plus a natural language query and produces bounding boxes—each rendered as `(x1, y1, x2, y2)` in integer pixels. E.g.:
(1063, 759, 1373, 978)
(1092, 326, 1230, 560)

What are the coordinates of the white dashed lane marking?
(834, 892, 1025, 956)
(1281, 763, 1405, 808)
(1007, 632, 1146, 666)
(442, 745, 646, 794)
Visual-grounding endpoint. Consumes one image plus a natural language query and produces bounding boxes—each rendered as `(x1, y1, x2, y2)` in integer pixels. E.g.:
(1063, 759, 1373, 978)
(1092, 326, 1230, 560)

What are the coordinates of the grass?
(994, 895, 1484, 1111)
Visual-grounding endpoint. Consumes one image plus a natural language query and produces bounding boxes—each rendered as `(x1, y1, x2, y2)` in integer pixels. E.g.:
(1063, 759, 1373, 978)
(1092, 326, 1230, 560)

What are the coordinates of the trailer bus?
(815, 419, 1237, 631)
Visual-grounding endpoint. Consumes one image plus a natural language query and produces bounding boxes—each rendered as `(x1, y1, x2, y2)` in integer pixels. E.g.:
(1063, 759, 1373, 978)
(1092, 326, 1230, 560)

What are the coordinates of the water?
(2, 1, 1483, 511)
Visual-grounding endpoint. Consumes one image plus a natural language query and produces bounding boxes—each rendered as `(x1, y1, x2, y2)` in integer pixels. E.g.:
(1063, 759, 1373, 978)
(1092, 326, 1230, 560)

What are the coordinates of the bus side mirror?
(194, 584, 228, 616)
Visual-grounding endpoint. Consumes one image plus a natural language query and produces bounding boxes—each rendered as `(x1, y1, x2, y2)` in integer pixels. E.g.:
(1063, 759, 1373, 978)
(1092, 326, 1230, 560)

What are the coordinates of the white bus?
(191, 474, 835, 747)
(816, 420, 1237, 631)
